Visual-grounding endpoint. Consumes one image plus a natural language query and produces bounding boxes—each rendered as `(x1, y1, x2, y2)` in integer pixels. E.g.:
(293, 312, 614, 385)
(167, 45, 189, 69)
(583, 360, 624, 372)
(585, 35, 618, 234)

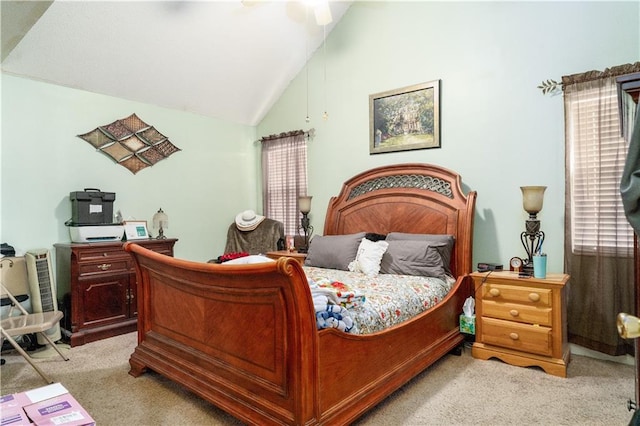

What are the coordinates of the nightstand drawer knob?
(509, 332, 519, 340)
(98, 263, 111, 271)
(528, 293, 540, 302)
(489, 288, 501, 297)
(510, 309, 519, 317)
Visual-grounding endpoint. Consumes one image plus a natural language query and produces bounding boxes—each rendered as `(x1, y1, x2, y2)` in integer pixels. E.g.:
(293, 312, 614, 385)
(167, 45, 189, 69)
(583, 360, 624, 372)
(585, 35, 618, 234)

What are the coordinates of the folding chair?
(0, 283, 69, 383)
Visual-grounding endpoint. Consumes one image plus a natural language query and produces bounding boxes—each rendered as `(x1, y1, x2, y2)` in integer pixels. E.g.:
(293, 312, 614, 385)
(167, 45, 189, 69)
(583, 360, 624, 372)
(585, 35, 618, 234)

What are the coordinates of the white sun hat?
(235, 210, 266, 231)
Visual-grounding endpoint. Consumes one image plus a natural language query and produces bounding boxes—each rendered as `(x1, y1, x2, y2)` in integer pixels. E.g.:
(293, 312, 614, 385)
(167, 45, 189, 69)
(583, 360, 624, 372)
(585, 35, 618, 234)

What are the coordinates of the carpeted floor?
(0, 332, 636, 425)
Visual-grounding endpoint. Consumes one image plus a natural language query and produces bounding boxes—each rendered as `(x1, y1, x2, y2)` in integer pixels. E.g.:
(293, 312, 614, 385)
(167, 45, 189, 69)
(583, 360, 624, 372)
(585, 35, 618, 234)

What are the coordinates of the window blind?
(567, 83, 633, 256)
(261, 133, 308, 236)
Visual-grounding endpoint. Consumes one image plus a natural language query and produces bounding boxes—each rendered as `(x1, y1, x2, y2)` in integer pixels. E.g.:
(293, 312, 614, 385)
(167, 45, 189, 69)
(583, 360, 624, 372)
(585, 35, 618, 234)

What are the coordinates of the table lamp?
(152, 208, 168, 239)
(520, 186, 546, 275)
(298, 196, 313, 253)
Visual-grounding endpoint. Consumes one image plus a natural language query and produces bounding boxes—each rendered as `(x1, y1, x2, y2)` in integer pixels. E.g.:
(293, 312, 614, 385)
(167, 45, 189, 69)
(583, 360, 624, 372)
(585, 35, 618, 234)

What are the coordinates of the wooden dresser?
(470, 271, 570, 377)
(55, 238, 177, 346)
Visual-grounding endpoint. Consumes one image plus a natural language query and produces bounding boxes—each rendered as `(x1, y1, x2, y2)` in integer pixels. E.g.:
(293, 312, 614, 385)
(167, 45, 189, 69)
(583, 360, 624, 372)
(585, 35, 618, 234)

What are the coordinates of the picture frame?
(123, 220, 149, 240)
(369, 80, 441, 155)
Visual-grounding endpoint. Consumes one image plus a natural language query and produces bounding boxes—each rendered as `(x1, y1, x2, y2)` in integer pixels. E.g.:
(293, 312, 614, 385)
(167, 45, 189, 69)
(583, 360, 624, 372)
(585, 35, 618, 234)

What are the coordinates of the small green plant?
(538, 79, 562, 95)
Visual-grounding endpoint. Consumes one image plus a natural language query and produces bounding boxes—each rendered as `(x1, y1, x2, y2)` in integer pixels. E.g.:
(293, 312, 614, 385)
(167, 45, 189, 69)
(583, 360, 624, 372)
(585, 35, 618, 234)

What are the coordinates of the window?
(261, 131, 308, 236)
(566, 80, 633, 256)
(563, 64, 640, 357)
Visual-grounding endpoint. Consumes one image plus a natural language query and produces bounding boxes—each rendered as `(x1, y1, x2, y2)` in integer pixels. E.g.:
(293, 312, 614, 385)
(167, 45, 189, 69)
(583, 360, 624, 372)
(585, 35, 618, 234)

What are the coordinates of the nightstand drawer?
(482, 300, 552, 326)
(482, 283, 552, 307)
(481, 317, 552, 357)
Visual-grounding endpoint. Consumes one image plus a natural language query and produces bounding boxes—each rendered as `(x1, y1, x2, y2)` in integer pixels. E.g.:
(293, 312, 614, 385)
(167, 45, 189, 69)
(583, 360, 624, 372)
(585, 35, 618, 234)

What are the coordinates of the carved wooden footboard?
(126, 163, 476, 425)
(125, 251, 318, 424)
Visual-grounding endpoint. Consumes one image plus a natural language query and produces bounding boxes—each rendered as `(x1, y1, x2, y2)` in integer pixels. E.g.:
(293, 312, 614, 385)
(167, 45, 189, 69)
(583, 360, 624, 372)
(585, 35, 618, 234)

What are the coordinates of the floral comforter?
(303, 266, 455, 335)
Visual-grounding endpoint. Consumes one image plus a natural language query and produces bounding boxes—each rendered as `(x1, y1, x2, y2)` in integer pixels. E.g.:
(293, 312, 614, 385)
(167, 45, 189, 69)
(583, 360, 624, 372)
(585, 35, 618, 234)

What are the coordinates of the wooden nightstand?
(470, 271, 570, 377)
(266, 250, 307, 266)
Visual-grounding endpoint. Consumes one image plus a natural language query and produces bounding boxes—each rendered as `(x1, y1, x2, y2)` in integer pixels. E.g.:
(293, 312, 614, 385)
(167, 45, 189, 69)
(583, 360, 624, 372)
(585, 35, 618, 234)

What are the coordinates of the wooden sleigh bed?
(125, 163, 477, 425)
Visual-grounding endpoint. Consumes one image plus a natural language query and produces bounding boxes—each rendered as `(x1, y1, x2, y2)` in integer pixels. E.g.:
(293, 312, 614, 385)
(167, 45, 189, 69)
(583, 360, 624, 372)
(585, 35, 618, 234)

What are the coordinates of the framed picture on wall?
(123, 220, 149, 240)
(369, 80, 441, 154)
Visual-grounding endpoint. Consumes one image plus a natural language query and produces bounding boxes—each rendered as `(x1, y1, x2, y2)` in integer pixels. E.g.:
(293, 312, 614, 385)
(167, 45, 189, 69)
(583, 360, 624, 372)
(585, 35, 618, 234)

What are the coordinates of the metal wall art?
(78, 113, 180, 174)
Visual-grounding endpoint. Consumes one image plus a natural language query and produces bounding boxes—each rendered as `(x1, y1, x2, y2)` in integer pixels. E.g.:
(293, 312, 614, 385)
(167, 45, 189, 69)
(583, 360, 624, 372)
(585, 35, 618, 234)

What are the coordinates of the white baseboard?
(571, 343, 635, 366)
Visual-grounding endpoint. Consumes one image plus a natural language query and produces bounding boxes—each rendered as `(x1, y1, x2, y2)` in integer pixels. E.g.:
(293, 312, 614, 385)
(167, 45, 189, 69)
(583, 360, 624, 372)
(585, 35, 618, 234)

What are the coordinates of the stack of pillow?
(303, 232, 454, 281)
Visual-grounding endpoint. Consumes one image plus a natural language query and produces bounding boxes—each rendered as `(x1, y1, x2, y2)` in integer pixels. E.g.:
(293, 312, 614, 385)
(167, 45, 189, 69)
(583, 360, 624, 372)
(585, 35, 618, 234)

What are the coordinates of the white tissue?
(463, 296, 475, 316)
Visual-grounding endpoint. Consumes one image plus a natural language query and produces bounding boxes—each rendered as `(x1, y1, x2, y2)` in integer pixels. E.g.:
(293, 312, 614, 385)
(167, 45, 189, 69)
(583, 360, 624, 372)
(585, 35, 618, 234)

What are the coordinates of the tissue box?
(459, 314, 475, 335)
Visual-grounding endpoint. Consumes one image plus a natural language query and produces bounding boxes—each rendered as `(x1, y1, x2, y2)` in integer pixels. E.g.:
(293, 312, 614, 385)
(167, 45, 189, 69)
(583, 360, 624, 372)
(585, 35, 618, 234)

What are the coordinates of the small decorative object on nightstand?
(266, 250, 307, 266)
(509, 256, 523, 272)
(470, 270, 570, 378)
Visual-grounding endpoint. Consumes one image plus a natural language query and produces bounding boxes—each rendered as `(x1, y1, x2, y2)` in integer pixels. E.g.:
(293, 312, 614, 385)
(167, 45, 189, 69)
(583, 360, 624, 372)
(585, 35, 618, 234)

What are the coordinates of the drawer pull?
(489, 288, 500, 297)
(509, 309, 519, 317)
(509, 332, 519, 340)
(103, 253, 108, 257)
(528, 292, 540, 302)
(97, 263, 111, 271)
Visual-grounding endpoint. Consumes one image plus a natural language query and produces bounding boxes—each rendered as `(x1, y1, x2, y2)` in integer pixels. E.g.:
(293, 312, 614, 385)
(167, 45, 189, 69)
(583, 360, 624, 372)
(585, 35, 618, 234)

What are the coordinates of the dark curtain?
(564, 63, 640, 356)
(621, 100, 640, 233)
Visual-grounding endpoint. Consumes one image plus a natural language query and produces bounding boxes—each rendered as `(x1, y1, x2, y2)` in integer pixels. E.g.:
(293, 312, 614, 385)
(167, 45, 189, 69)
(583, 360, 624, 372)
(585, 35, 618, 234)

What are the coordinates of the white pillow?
(348, 238, 389, 277)
(224, 255, 275, 265)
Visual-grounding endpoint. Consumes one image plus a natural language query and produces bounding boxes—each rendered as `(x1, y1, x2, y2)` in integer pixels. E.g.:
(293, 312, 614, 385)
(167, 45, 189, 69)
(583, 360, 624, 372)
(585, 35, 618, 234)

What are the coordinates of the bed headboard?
(323, 163, 476, 277)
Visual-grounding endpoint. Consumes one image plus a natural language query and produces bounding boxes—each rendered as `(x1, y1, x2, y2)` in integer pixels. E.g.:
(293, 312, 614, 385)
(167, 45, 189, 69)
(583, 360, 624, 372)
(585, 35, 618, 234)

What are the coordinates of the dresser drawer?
(481, 317, 552, 357)
(78, 260, 130, 277)
(76, 247, 128, 263)
(482, 283, 552, 307)
(482, 300, 552, 326)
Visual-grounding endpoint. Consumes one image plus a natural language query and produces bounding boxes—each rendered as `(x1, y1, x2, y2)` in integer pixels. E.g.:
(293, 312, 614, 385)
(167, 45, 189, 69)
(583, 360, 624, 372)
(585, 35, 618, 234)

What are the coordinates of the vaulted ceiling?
(1, 1, 352, 126)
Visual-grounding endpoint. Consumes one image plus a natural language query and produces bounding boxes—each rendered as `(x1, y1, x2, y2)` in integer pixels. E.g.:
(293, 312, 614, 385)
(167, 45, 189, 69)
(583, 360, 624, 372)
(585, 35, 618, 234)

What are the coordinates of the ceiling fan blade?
(314, 1, 332, 26)
(244, 0, 333, 27)
(241, 0, 265, 7)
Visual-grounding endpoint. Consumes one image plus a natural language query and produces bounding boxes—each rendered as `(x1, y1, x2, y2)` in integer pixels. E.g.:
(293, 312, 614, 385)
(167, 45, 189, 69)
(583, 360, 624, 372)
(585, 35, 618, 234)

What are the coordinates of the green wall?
(1, 75, 258, 262)
(2, 1, 639, 272)
(258, 1, 640, 272)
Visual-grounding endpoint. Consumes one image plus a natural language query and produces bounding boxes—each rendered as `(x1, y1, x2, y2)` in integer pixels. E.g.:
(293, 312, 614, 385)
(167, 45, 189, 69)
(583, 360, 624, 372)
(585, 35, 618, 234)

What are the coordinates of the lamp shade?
(153, 208, 168, 229)
(520, 186, 546, 214)
(298, 196, 312, 214)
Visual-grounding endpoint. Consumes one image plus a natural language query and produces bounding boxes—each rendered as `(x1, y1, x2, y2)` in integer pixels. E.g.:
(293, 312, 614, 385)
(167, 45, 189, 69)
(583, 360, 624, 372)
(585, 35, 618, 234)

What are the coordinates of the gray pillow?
(386, 232, 455, 275)
(304, 232, 366, 270)
(380, 240, 447, 280)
